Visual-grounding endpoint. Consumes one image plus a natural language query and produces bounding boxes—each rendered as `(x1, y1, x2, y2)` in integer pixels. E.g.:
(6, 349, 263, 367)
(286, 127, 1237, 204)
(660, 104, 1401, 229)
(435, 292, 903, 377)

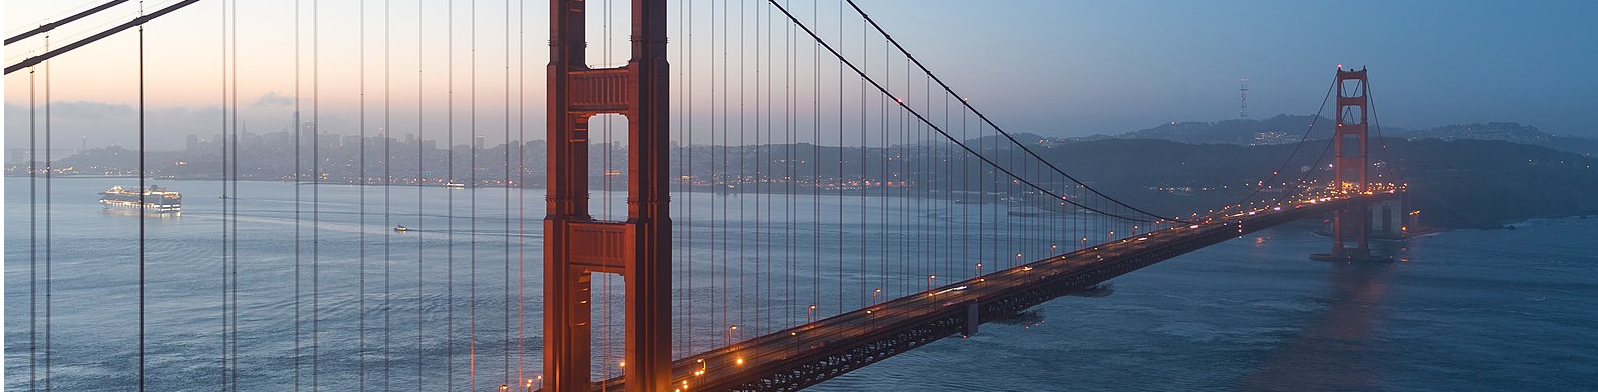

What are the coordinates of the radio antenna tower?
(1239, 78, 1250, 118)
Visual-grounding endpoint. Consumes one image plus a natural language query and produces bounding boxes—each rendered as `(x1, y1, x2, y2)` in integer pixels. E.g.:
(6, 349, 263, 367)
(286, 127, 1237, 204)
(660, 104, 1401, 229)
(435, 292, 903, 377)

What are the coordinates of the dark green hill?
(1006, 137, 1598, 229)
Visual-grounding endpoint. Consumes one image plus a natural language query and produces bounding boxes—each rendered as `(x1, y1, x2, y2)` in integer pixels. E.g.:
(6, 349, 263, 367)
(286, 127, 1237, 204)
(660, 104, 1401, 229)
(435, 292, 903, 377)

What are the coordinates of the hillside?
(1003, 138, 1598, 229)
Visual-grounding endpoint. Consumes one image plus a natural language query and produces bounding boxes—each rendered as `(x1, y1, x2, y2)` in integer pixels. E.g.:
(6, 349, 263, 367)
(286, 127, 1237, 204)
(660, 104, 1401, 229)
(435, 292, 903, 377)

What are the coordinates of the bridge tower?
(545, 0, 671, 391)
(1322, 67, 1380, 261)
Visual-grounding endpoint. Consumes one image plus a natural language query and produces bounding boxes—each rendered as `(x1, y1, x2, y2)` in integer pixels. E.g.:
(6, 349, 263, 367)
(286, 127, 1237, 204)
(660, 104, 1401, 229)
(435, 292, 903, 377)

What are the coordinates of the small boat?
(445, 180, 466, 189)
(394, 225, 410, 232)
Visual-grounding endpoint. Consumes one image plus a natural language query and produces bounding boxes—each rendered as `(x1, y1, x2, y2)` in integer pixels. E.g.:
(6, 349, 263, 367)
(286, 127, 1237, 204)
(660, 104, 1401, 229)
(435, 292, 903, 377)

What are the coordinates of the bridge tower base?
(545, 0, 671, 391)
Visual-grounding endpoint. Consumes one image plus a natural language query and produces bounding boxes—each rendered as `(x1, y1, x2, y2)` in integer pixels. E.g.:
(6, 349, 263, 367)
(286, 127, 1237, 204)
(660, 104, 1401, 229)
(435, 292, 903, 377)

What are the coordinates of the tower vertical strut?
(545, 0, 671, 391)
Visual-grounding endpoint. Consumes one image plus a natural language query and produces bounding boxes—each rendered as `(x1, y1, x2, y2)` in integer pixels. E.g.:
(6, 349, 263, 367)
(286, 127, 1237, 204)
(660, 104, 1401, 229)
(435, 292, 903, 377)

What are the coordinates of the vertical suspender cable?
(446, 0, 458, 385)
(724, 0, 734, 345)
(763, 1, 773, 336)
(738, 0, 748, 343)
(311, 0, 322, 387)
(138, 1, 148, 388)
(783, 0, 794, 331)
(933, 86, 946, 281)
(833, 0, 844, 314)
(357, 0, 369, 388)
(685, 0, 695, 355)
(752, 1, 764, 337)
(28, 49, 38, 392)
(218, 4, 231, 384)
(811, 0, 821, 317)
(292, 0, 304, 388)
(44, 33, 55, 392)
(707, 0, 718, 351)
(414, 0, 426, 388)
(879, 25, 889, 299)
(502, 0, 513, 383)
(896, 55, 905, 294)
(468, 0, 479, 388)
(901, 57, 909, 291)
(961, 95, 969, 278)
(924, 70, 932, 286)
(858, 10, 868, 309)
(229, 2, 240, 386)
(381, 0, 393, 387)
(674, 0, 686, 353)
(516, 0, 527, 379)
(516, 0, 528, 378)
(835, 0, 846, 314)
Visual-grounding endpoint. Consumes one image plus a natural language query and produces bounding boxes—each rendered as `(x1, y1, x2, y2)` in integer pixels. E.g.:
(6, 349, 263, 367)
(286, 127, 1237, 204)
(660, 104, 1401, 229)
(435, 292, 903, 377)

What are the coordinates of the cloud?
(253, 92, 294, 108)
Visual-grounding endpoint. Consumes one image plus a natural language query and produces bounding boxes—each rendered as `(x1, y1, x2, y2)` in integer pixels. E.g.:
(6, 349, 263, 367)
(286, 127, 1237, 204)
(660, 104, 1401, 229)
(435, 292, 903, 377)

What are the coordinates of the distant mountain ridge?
(1106, 115, 1594, 156)
(1401, 122, 1550, 141)
(1393, 122, 1597, 156)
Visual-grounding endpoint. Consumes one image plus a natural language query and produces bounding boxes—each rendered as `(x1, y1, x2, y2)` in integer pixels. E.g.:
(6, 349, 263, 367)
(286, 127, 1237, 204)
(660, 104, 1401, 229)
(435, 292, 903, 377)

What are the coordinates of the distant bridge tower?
(1317, 66, 1383, 261)
(545, 0, 671, 391)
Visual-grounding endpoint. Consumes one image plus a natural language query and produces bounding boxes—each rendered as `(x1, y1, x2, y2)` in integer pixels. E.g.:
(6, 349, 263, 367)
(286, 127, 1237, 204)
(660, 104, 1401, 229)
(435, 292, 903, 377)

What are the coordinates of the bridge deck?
(595, 191, 1398, 392)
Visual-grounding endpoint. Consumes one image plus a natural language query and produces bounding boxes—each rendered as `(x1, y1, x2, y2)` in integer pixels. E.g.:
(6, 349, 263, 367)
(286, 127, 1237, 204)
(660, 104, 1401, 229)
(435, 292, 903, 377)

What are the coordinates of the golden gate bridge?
(7, 1, 1407, 391)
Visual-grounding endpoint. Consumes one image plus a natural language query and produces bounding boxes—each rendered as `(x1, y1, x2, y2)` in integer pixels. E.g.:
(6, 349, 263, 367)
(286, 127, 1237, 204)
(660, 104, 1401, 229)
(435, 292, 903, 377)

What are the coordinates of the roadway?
(594, 189, 1401, 392)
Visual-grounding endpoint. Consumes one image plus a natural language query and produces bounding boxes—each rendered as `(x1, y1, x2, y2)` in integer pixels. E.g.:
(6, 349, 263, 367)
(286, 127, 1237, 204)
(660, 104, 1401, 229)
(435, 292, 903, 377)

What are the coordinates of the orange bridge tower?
(544, 0, 672, 391)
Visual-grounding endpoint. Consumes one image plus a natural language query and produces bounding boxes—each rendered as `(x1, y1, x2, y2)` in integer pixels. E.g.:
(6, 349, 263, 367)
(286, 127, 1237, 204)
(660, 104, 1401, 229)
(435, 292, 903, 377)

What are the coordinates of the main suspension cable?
(1234, 74, 1337, 207)
(767, 0, 1157, 224)
(843, 0, 1181, 224)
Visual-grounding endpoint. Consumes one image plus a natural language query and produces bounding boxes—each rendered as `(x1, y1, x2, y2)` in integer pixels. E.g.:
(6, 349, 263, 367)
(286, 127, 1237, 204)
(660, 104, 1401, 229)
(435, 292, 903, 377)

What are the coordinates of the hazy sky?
(5, 0, 1596, 151)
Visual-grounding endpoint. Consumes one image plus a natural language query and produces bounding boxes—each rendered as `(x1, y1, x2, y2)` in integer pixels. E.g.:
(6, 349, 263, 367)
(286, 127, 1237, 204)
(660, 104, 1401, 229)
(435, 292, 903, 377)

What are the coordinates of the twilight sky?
(4, 0, 1596, 151)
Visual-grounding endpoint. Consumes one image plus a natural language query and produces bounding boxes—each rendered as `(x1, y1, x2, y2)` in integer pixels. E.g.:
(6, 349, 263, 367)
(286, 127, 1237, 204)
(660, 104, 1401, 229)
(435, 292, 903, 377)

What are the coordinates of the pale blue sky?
(4, 0, 1596, 150)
